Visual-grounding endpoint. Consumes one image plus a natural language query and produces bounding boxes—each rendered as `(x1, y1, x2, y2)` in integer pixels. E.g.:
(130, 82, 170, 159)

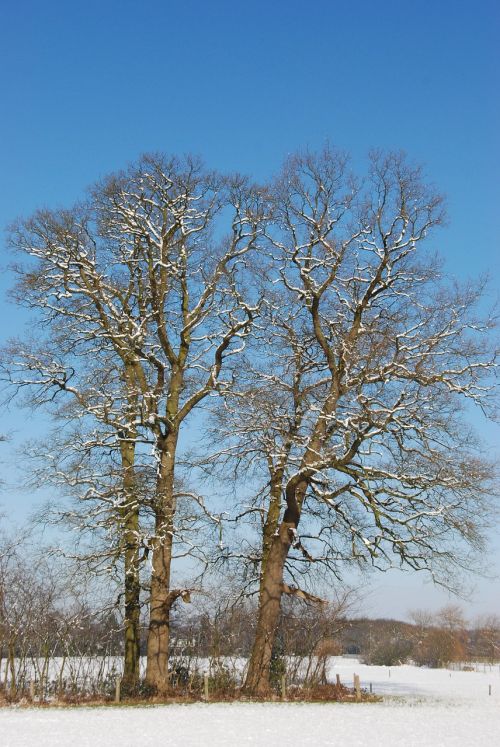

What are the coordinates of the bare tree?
(91, 156, 263, 691)
(0, 523, 125, 700)
(211, 147, 496, 694)
(4, 153, 264, 692)
(472, 614, 500, 663)
(410, 605, 468, 667)
(2, 146, 496, 699)
(1, 292, 149, 688)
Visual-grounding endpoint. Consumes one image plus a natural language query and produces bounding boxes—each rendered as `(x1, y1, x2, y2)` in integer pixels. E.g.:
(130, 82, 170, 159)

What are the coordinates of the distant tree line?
(345, 607, 500, 667)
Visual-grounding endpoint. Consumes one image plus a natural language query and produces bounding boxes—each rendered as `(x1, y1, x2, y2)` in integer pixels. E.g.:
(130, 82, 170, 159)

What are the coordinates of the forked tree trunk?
(145, 433, 178, 693)
(243, 520, 294, 695)
(245, 475, 309, 695)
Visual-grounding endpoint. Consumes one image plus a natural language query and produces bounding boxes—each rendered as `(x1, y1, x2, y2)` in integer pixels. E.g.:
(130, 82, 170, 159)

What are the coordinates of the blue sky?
(0, 0, 499, 620)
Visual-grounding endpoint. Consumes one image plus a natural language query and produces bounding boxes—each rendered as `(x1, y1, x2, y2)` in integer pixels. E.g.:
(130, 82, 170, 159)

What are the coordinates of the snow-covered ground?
(329, 657, 500, 701)
(1, 660, 500, 746)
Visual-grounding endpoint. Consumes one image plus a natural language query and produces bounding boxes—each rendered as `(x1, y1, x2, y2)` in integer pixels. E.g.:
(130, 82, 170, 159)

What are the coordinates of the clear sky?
(0, 0, 499, 621)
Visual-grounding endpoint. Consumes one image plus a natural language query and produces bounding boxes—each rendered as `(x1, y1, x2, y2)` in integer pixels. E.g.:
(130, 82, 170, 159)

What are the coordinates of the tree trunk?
(260, 477, 282, 587)
(243, 520, 293, 695)
(8, 639, 16, 696)
(145, 432, 178, 693)
(123, 510, 141, 688)
(245, 475, 308, 695)
(120, 439, 141, 690)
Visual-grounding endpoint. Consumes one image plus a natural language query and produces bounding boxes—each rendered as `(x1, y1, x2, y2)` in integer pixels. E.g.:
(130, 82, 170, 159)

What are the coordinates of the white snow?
(1, 661, 500, 747)
(328, 658, 500, 701)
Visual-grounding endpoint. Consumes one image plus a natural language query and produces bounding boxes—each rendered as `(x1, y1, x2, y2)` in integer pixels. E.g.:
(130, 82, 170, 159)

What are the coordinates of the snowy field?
(1, 660, 500, 746)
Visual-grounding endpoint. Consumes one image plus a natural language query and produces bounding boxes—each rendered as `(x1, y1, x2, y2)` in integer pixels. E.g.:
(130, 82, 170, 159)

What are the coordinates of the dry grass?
(0, 681, 381, 708)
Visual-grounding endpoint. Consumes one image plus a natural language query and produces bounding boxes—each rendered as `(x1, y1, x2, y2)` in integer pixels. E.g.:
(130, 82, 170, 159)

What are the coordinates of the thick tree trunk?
(260, 478, 283, 587)
(244, 475, 308, 695)
(120, 439, 141, 690)
(145, 432, 178, 693)
(243, 520, 293, 695)
(123, 510, 141, 688)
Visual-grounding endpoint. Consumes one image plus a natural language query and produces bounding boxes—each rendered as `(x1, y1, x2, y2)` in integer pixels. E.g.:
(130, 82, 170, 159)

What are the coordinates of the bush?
(365, 638, 414, 666)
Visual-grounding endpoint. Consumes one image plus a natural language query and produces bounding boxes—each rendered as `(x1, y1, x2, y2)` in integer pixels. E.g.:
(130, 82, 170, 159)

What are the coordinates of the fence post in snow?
(354, 674, 361, 701)
(29, 680, 35, 700)
(281, 674, 286, 701)
(336, 674, 341, 687)
(204, 672, 209, 701)
(489, 685, 492, 696)
(115, 677, 121, 703)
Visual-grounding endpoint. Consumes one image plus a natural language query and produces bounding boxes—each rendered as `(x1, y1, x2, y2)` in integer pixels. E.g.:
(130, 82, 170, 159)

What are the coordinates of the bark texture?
(145, 433, 178, 692)
(244, 521, 293, 694)
(120, 433, 141, 688)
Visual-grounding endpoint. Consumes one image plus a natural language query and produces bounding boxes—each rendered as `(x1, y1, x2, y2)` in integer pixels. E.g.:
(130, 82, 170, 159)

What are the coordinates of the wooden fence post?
(204, 671, 209, 701)
(281, 674, 286, 701)
(115, 677, 121, 703)
(29, 680, 35, 700)
(336, 674, 341, 687)
(354, 674, 361, 701)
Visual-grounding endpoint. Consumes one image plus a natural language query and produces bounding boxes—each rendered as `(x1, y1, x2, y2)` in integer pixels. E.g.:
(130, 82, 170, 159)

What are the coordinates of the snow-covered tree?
(2, 147, 496, 699)
(209, 147, 496, 694)
(4, 153, 264, 692)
